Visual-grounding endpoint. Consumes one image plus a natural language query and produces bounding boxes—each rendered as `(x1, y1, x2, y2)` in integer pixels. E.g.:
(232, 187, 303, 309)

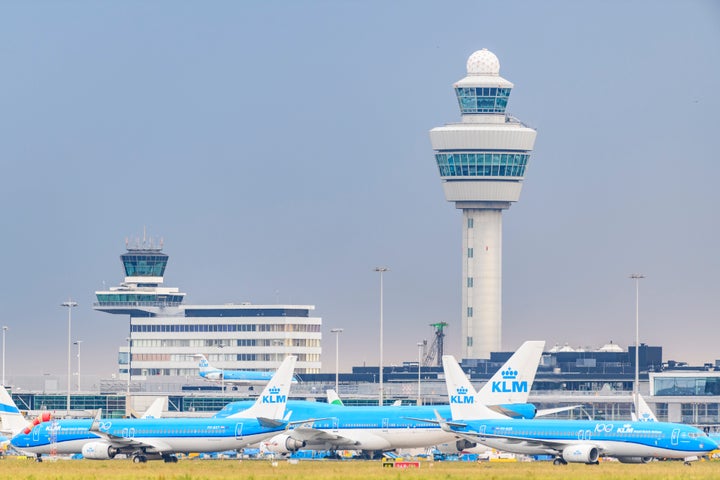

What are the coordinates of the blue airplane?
(193, 354, 298, 387)
(434, 355, 717, 465)
(9, 356, 298, 463)
(215, 341, 575, 456)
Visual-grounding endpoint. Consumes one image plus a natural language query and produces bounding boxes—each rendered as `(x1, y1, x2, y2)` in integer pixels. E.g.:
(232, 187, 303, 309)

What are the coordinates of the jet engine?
(204, 372, 223, 380)
(616, 456, 652, 464)
(561, 444, 599, 464)
(264, 434, 306, 453)
(456, 439, 477, 451)
(81, 442, 118, 460)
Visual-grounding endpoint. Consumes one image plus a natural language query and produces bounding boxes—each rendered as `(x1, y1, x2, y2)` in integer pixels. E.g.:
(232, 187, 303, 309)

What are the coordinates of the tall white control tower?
(430, 49, 537, 359)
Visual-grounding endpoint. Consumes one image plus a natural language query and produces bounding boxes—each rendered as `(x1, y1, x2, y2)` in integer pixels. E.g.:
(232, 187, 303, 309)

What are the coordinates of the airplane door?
(478, 425, 486, 440)
(671, 428, 680, 446)
(382, 418, 389, 432)
(32, 426, 40, 443)
(332, 418, 339, 432)
(235, 423, 243, 440)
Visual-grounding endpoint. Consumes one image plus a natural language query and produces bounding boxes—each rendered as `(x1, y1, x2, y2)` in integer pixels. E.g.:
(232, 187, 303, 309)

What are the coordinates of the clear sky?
(1, 1, 719, 377)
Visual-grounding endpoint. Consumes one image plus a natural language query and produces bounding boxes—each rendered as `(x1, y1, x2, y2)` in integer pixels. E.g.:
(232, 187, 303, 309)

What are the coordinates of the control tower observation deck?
(430, 49, 537, 359)
(94, 237, 186, 315)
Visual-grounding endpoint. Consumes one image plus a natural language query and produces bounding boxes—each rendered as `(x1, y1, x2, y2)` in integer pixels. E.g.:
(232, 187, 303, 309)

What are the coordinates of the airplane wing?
(289, 426, 359, 447)
(535, 405, 585, 418)
(443, 426, 606, 455)
(89, 427, 174, 453)
(89, 409, 174, 453)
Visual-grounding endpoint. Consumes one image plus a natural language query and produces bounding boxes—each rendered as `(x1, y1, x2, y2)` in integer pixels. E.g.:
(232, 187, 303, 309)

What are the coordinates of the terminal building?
(92, 237, 322, 380)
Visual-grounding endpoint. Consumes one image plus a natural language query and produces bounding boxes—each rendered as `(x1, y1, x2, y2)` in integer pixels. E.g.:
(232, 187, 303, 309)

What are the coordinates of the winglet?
(434, 409, 452, 433)
(228, 356, 296, 420)
(90, 408, 102, 433)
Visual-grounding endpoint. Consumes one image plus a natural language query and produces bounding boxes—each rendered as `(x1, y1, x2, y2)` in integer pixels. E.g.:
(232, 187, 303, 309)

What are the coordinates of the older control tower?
(430, 49, 537, 359)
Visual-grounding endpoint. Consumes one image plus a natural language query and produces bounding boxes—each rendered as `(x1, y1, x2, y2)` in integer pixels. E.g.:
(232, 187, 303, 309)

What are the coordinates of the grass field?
(0, 458, 719, 480)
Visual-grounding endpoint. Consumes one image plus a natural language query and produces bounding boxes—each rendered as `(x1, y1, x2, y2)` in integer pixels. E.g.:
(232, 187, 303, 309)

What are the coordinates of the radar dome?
(466, 49, 500, 76)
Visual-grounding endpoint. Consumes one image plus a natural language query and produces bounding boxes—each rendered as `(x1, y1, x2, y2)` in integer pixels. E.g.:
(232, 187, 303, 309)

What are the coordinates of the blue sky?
(1, 1, 719, 376)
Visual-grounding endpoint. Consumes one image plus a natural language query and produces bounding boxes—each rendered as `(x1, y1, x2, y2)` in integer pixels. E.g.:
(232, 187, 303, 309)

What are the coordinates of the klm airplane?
(194, 354, 281, 386)
(9, 356, 297, 463)
(219, 341, 551, 456)
(436, 355, 717, 465)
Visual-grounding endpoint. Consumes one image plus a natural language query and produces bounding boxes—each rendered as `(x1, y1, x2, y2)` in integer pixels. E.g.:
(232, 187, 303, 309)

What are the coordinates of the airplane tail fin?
(192, 354, 218, 374)
(477, 340, 545, 405)
(442, 355, 507, 421)
(635, 393, 657, 422)
(0, 387, 29, 436)
(228, 356, 296, 421)
(326, 389, 344, 406)
(141, 397, 166, 419)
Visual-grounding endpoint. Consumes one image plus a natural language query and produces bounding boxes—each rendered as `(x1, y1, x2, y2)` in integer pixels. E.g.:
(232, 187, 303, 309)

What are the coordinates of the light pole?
(74, 340, 82, 392)
(374, 266, 389, 406)
(2, 326, 8, 387)
(61, 300, 78, 417)
(417, 342, 424, 406)
(629, 273, 645, 417)
(330, 328, 343, 394)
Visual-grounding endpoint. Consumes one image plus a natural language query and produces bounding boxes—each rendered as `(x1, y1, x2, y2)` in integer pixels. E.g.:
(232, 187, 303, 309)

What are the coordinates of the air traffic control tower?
(430, 49, 537, 359)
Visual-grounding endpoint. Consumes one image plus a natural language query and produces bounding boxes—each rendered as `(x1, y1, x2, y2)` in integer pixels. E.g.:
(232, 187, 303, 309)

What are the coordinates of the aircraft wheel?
(553, 458, 566, 466)
(133, 455, 148, 463)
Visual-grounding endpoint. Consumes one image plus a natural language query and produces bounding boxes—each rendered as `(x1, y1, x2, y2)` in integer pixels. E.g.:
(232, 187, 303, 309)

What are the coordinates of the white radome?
(466, 49, 500, 76)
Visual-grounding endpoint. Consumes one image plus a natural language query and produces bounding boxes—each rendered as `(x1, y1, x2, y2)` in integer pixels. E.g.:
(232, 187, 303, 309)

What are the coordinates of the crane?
(422, 322, 448, 367)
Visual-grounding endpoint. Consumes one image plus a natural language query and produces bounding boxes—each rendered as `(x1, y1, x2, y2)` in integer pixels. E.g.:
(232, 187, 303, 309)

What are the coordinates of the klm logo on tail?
(262, 386, 286, 404)
(491, 367, 528, 393)
(199, 359, 209, 368)
(450, 386, 474, 405)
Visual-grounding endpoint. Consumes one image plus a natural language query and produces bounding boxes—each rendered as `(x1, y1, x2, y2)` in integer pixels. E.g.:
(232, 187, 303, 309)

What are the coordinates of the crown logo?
(501, 368, 518, 380)
(456, 386, 468, 395)
(268, 386, 281, 395)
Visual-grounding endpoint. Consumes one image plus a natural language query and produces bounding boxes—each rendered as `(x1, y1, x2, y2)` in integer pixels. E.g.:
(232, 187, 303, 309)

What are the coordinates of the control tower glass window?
(455, 87, 511, 114)
(435, 152, 529, 178)
(121, 253, 168, 277)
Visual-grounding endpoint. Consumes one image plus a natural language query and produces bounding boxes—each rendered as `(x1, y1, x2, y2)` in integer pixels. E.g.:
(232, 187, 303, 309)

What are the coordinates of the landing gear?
(684, 461, 693, 466)
(163, 455, 179, 463)
(132, 454, 148, 463)
(553, 457, 567, 466)
(35, 454, 43, 463)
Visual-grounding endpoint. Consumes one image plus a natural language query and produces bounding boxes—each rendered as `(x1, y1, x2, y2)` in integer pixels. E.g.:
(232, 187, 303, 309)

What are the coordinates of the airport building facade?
(93, 238, 322, 378)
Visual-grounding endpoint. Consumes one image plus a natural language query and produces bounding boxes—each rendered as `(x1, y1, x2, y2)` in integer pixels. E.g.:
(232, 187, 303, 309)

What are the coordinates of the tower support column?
(462, 208, 503, 358)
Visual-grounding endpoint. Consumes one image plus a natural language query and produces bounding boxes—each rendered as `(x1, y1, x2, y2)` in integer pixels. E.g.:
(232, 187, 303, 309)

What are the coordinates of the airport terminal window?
(467, 277, 474, 287)
(467, 218, 474, 228)
(435, 152, 529, 178)
(654, 376, 720, 396)
(467, 307, 473, 317)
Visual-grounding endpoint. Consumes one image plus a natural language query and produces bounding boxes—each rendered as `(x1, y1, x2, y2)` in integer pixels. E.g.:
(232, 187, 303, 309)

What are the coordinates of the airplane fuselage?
(11, 417, 284, 456)
(453, 418, 716, 459)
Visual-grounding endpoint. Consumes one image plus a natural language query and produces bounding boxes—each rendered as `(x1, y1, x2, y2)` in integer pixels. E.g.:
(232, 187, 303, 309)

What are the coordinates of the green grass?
(0, 458, 718, 480)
